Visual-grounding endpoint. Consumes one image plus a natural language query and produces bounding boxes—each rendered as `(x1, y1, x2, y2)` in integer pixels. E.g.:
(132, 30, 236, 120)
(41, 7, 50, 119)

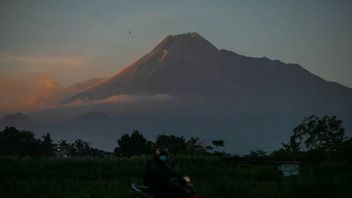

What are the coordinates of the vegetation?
(0, 127, 54, 157)
(0, 114, 351, 197)
(212, 139, 225, 153)
(271, 115, 352, 161)
(114, 131, 217, 157)
(1, 156, 351, 198)
(114, 130, 153, 157)
(0, 127, 110, 158)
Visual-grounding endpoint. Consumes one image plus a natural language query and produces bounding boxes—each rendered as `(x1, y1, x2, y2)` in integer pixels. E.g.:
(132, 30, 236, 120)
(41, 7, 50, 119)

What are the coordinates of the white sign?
(278, 163, 300, 177)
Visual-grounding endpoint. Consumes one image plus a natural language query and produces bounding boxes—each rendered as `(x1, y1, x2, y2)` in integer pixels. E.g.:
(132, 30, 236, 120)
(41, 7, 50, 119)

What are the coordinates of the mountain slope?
(217, 49, 352, 109)
(66, 78, 107, 95)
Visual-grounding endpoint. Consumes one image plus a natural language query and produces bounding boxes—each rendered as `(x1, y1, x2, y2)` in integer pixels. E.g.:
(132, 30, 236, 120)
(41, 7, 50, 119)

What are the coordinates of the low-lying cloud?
(0, 74, 175, 112)
(64, 94, 175, 108)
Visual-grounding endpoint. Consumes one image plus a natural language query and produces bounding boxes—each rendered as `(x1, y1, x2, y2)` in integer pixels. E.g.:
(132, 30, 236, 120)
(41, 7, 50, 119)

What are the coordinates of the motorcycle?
(131, 175, 205, 198)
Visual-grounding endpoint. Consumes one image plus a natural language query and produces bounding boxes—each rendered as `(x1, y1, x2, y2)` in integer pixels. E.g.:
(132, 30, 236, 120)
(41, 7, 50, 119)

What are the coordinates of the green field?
(1, 156, 351, 198)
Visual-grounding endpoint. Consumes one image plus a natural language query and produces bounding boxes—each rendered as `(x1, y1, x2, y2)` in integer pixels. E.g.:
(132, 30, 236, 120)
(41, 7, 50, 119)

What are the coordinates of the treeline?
(0, 127, 109, 157)
(1, 115, 351, 161)
(108, 115, 352, 162)
(114, 131, 225, 157)
(0, 127, 55, 157)
(0, 127, 226, 158)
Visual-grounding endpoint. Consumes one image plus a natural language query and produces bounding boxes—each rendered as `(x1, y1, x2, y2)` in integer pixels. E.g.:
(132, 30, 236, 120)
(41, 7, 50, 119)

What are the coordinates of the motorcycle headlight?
(183, 176, 191, 183)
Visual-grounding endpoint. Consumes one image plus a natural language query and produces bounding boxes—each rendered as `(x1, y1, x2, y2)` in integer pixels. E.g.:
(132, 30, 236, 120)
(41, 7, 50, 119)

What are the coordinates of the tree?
(57, 140, 71, 157)
(0, 127, 41, 157)
(186, 137, 207, 155)
(292, 115, 346, 155)
(187, 137, 201, 148)
(335, 137, 352, 160)
(40, 133, 56, 156)
(282, 136, 300, 154)
(71, 139, 91, 156)
(57, 139, 109, 157)
(212, 139, 224, 153)
(205, 145, 214, 152)
(114, 130, 153, 157)
(155, 134, 187, 155)
(273, 136, 301, 160)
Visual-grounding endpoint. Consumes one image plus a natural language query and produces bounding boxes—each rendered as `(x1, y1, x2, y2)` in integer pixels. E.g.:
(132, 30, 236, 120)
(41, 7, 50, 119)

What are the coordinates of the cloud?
(0, 53, 86, 73)
(0, 77, 33, 106)
(0, 53, 91, 87)
(0, 76, 64, 112)
(0, 52, 112, 88)
(0, 51, 81, 111)
(64, 94, 175, 108)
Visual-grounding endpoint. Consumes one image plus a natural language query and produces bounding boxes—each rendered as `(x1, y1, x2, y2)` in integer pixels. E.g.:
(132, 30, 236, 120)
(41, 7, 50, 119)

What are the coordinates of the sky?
(1, 0, 352, 110)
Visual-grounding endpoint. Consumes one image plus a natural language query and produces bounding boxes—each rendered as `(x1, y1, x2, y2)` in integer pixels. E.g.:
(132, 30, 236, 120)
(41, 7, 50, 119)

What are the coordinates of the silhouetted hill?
(0, 112, 34, 130)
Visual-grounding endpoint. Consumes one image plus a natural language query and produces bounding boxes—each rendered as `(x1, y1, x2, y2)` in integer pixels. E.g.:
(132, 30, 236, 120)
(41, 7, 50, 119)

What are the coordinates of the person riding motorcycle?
(144, 146, 185, 198)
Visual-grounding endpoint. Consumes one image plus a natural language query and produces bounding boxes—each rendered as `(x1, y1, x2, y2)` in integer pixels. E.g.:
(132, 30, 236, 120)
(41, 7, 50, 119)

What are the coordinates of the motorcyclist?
(144, 146, 182, 198)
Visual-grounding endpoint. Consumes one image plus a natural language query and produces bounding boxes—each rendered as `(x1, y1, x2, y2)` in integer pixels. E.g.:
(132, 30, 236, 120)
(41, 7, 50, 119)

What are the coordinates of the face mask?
(159, 155, 168, 162)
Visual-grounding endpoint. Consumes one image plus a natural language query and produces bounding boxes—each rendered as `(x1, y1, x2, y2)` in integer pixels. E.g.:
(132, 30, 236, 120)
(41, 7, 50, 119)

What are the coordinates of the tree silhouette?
(205, 145, 214, 152)
(56, 139, 108, 157)
(292, 115, 346, 155)
(187, 137, 201, 149)
(40, 133, 56, 156)
(114, 130, 153, 157)
(57, 140, 71, 157)
(186, 137, 207, 155)
(0, 127, 41, 157)
(271, 135, 300, 160)
(335, 137, 352, 160)
(0, 127, 110, 157)
(212, 139, 224, 153)
(71, 139, 91, 156)
(155, 134, 187, 154)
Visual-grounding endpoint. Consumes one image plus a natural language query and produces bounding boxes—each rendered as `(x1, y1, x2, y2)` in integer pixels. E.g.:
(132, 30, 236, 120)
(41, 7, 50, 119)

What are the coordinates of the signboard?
(278, 163, 300, 177)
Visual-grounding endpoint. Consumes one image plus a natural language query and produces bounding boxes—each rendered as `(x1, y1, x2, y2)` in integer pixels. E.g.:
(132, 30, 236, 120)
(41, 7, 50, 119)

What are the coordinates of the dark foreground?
(1, 156, 351, 198)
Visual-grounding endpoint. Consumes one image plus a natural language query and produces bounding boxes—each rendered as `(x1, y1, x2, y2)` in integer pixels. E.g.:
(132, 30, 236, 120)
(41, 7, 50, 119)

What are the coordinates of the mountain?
(31, 33, 352, 153)
(65, 32, 352, 111)
(0, 112, 34, 130)
(64, 33, 229, 102)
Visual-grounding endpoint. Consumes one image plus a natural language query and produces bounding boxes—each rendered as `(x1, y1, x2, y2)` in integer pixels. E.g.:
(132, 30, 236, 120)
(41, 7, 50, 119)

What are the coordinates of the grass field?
(1, 156, 351, 198)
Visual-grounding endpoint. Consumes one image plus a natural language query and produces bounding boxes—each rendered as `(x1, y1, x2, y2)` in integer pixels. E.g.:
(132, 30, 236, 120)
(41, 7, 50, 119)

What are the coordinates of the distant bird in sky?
(128, 31, 132, 34)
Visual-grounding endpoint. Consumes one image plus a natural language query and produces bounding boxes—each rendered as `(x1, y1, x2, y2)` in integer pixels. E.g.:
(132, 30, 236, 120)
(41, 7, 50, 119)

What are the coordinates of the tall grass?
(1, 156, 351, 198)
